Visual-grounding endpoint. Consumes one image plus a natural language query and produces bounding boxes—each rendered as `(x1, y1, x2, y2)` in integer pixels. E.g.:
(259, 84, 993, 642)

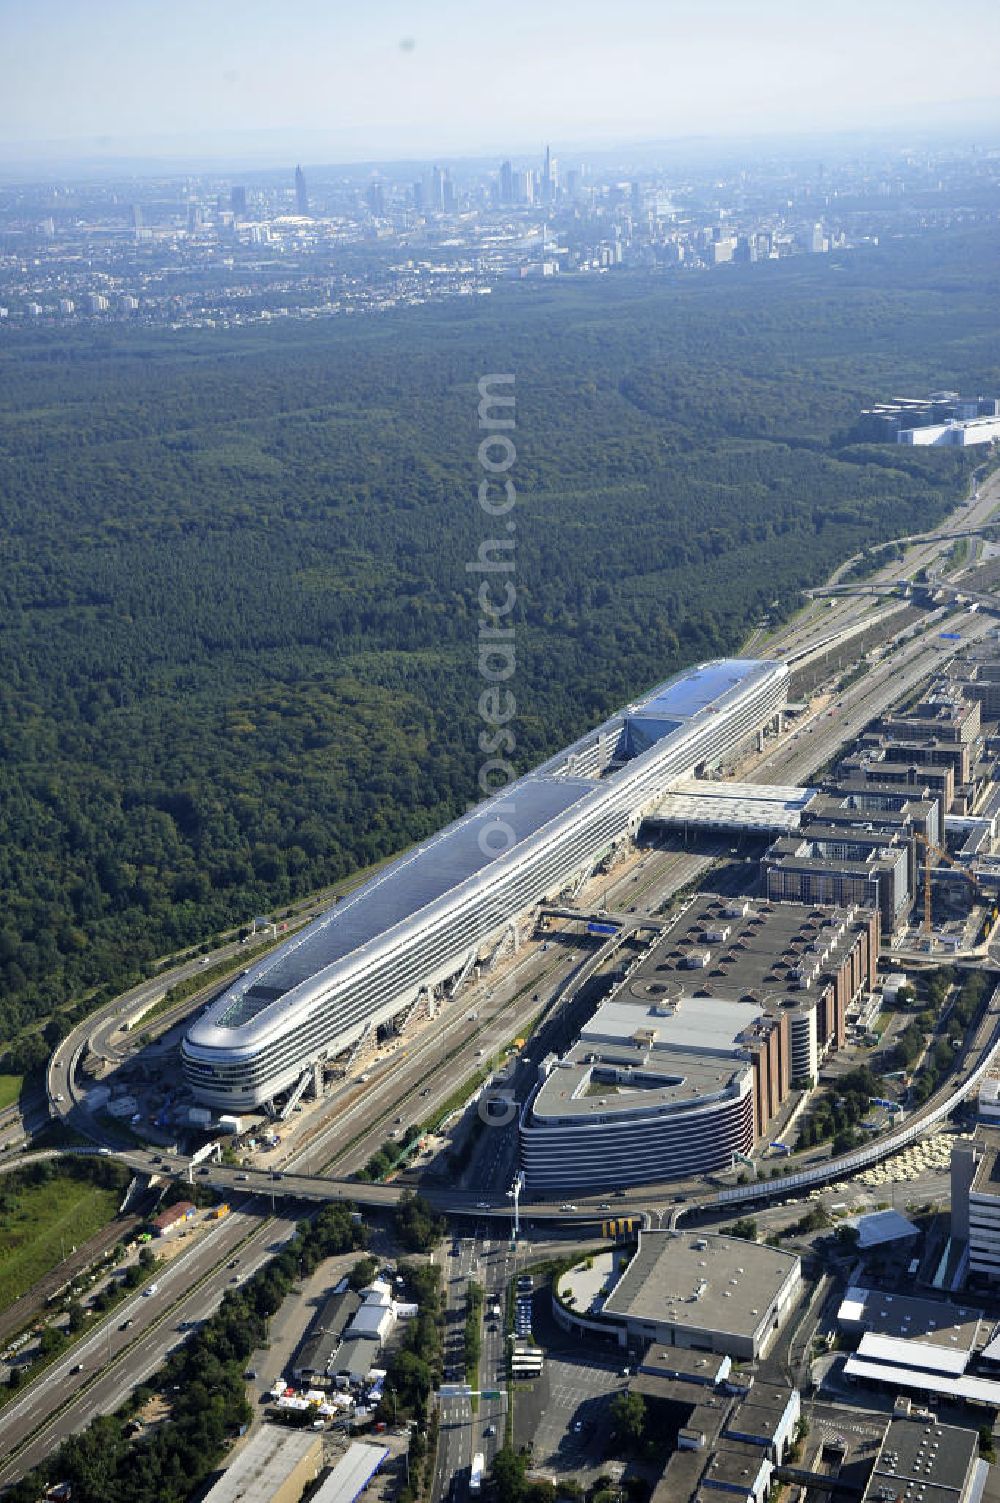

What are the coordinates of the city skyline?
(2, 0, 1000, 167)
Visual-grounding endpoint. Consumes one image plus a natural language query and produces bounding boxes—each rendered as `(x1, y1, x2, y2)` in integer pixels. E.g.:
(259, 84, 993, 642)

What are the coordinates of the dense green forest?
(1, 224, 998, 1057)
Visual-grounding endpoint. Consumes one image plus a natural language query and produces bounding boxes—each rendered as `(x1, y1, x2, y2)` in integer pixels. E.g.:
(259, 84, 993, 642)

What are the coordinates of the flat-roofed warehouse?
(861, 1413, 987, 1503)
(599, 1230, 801, 1362)
(183, 658, 787, 1110)
(519, 892, 877, 1189)
(200, 1428, 322, 1503)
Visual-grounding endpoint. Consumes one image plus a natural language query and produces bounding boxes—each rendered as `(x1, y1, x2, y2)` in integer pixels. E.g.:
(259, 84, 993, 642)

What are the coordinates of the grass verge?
(0, 1074, 23, 1111)
(0, 1167, 124, 1313)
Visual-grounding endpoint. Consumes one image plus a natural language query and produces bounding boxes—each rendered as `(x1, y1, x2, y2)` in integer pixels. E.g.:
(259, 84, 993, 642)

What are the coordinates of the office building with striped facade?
(182, 658, 787, 1109)
(952, 1127, 1000, 1284)
(519, 893, 878, 1191)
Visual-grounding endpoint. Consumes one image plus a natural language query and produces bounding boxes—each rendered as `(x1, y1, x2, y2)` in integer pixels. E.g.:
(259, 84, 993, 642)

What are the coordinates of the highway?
(758, 462, 1000, 660)
(752, 610, 995, 788)
(6, 463, 1000, 1491)
(433, 1236, 477, 1502)
(0, 1197, 305, 1489)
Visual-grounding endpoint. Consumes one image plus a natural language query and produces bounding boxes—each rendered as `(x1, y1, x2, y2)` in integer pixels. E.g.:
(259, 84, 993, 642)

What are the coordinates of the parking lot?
(525, 1353, 628, 1479)
(515, 1338, 628, 1484)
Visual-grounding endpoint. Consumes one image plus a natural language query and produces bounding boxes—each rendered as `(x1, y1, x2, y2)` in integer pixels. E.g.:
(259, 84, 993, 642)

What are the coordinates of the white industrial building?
(898, 415, 1000, 447)
(576, 1230, 802, 1361)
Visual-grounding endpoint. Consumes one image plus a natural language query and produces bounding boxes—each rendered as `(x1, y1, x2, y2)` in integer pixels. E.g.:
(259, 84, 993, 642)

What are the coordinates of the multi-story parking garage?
(182, 658, 787, 1109)
(519, 893, 879, 1191)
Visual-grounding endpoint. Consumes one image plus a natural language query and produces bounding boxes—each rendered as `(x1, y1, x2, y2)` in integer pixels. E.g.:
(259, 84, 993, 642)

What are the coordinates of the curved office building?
(518, 995, 760, 1191)
(182, 658, 787, 1109)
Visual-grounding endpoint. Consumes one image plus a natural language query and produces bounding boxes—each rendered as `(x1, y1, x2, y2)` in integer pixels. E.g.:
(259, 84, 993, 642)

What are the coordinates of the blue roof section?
(217, 774, 595, 1028)
(633, 660, 766, 721)
(195, 657, 781, 1046)
(623, 715, 683, 757)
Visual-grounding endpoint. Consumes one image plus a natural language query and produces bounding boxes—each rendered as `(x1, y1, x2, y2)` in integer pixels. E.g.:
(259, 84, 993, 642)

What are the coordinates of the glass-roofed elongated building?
(182, 658, 787, 1109)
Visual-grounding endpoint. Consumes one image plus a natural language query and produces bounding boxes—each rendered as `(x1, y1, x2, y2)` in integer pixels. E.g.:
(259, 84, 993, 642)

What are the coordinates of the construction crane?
(914, 832, 986, 938)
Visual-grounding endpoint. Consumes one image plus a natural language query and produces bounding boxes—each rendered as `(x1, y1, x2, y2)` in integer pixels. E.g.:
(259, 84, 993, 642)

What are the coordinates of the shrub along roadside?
(3, 1201, 366, 1503)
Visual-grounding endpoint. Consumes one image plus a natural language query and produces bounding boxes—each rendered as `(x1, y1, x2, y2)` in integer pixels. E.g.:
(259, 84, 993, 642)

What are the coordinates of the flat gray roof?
(531, 892, 878, 1124)
(311, 1443, 389, 1503)
(702, 1442, 771, 1490)
(639, 1346, 731, 1384)
(202, 1428, 320, 1503)
(603, 1230, 799, 1341)
(332, 1335, 380, 1378)
(837, 1286, 983, 1352)
(650, 780, 816, 834)
(864, 1414, 977, 1502)
(531, 1041, 750, 1124)
(626, 891, 873, 1004)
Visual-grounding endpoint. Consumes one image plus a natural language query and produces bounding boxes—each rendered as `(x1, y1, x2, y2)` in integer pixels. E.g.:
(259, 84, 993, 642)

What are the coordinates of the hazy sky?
(3, 0, 999, 161)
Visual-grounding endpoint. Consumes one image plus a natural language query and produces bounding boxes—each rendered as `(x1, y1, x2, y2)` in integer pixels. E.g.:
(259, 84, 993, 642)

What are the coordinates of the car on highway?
(599, 1202, 612, 1211)
(476, 1201, 492, 1210)
(143, 1283, 158, 1297)
(228, 1259, 240, 1268)
(119, 1318, 133, 1330)
(55, 1093, 64, 1103)
(560, 1203, 579, 1212)
(420, 1087, 431, 1097)
(70, 1363, 83, 1375)
(484, 1425, 496, 1437)
(236, 1173, 248, 1181)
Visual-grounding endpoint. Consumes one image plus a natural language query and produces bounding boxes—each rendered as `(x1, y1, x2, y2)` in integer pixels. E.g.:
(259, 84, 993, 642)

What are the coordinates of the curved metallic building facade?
(182, 658, 787, 1108)
(519, 1072, 755, 1191)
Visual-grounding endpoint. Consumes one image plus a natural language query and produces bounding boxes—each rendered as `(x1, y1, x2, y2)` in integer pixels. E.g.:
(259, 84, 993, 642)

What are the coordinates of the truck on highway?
(470, 1453, 485, 1493)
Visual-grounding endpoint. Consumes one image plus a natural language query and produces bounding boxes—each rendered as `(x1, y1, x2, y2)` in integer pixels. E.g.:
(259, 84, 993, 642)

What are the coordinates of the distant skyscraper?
(542, 144, 552, 205)
(366, 181, 385, 217)
(431, 165, 447, 211)
(412, 179, 424, 212)
(499, 159, 514, 204)
(295, 164, 309, 216)
(442, 170, 455, 213)
(131, 204, 143, 231)
(230, 185, 247, 218)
